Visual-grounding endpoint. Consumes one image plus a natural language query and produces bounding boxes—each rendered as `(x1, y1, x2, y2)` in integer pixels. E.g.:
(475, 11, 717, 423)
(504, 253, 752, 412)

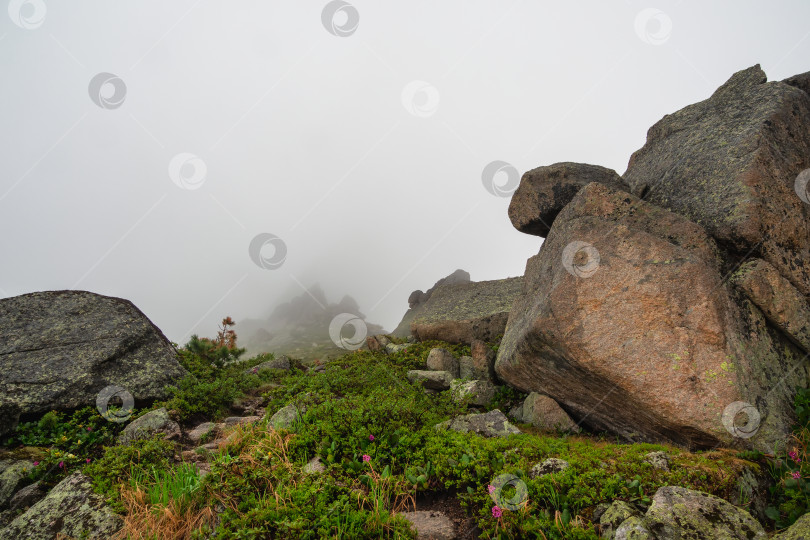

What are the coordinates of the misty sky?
(2, 1, 809, 345)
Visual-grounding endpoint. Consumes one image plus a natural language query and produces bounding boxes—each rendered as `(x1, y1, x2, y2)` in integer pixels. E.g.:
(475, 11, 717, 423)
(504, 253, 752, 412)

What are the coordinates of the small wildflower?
(792, 471, 801, 480)
(33, 461, 39, 466)
(492, 506, 502, 518)
(86, 458, 91, 463)
(488, 485, 496, 494)
(362, 454, 371, 463)
(86, 427, 92, 431)
(58, 461, 64, 468)
(789, 450, 801, 464)
(369, 435, 374, 441)
(67, 453, 76, 459)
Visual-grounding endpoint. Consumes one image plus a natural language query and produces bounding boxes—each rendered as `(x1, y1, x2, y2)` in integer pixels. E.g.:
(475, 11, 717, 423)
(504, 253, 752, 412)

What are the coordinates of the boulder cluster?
(496, 65, 810, 453)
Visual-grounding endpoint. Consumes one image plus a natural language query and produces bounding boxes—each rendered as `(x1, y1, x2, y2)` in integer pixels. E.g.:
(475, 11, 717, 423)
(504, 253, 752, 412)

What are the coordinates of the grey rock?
(385, 343, 413, 355)
(623, 65, 810, 298)
(8, 481, 44, 512)
(509, 161, 629, 238)
(0, 460, 33, 508)
(435, 409, 521, 438)
(407, 370, 454, 391)
(643, 451, 670, 471)
(470, 339, 497, 383)
(303, 456, 326, 475)
(222, 416, 260, 427)
(246, 356, 290, 374)
(426, 348, 460, 378)
(187, 422, 217, 444)
(643, 485, 766, 540)
(530, 458, 569, 478)
(1, 472, 123, 539)
(450, 379, 496, 407)
(600, 501, 641, 539)
(117, 407, 180, 445)
(0, 290, 187, 437)
(614, 516, 653, 540)
(269, 404, 304, 430)
(459, 356, 475, 380)
(521, 393, 580, 433)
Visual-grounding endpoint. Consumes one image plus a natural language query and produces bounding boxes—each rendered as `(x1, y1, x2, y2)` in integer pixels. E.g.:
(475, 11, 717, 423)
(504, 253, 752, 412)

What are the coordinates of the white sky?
(1, 1, 809, 344)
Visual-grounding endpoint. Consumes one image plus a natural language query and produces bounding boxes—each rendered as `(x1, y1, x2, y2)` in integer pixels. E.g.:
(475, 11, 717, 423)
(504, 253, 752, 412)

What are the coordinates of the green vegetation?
(3, 325, 809, 538)
(761, 386, 810, 529)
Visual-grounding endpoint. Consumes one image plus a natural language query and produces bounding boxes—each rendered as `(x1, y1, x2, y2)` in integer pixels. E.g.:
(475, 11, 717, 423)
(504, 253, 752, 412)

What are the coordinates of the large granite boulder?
(623, 65, 810, 297)
(0, 472, 123, 539)
(392, 269, 471, 338)
(411, 277, 524, 344)
(508, 162, 629, 238)
(496, 182, 805, 451)
(0, 290, 188, 437)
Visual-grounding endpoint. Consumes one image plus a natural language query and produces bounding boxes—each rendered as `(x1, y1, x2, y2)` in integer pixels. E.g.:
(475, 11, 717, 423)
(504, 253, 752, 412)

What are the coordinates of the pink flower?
(33, 461, 39, 466)
(792, 471, 801, 480)
(369, 435, 375, 441)
(86, 427, 92, 431)
(487, 485, 496, 494)
(362, 454, 371, 463)
(789, 450, 801, 464)
(86, 458, 91, 463)
(492, 506, 502, 518)
(58, 461, 64, 468)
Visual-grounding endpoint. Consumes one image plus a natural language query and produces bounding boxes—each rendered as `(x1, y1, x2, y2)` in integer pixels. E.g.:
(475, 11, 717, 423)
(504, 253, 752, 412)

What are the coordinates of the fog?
(1, 1, 809, 345)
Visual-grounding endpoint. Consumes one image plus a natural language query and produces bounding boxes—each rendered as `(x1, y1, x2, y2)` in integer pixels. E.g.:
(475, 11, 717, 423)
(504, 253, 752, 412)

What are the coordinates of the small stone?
(303, 457, 326, 475)
(269, 404, 304, 430)
(222, 416, 260, 427)
(186, 422, 217, 444)
(530, 458, 569, 478)
(450, 379, 496, 406)
(117, 408, 181, 446)
(613, 515, 653, 540)
(8, 481, 44, 512)
(426, 348, 460, 378)
(407, 370, 454, 391)
(434, 409, 521, 438)
(643, 451, 670, 471)
(600, 500, 641, 539)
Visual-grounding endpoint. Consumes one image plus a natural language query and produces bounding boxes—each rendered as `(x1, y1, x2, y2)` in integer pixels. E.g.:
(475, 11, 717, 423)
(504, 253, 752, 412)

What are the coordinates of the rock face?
(392, 269, 471, 338)
(496, 182, 805, 451)
(0, 460, 33, 508)
(0, 290, 187, 437)
(731, 258, 810, 353)
(411, 277, 524, 344)
(774, 513, 810, 539)
(623, 65, 810, 298)
(1, 472, 123, 539)
(509, 162, 629, 237)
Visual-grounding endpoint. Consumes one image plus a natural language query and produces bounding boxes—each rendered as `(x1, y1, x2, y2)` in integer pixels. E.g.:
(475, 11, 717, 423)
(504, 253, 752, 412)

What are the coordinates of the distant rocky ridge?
(392, 269, 470, 337)
(238, 284, 385, 361)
